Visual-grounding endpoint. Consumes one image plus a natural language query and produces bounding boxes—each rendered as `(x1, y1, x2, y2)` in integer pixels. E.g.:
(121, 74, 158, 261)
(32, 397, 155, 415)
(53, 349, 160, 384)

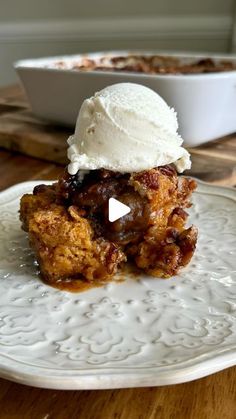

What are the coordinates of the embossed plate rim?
(0, 179, 235, 389)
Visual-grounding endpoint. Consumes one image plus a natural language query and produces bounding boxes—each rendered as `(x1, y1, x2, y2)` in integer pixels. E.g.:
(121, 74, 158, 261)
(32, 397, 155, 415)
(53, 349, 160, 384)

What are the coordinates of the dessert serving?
(20, 83, 197, 291)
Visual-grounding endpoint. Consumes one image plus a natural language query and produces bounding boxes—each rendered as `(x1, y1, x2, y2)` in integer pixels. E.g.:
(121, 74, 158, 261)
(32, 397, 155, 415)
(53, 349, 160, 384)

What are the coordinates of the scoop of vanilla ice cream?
(67, 83, 191, 175)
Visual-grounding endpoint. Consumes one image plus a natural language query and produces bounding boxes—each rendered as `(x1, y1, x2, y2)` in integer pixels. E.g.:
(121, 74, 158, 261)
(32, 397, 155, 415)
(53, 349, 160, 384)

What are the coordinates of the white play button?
(108, 197, 131, 222)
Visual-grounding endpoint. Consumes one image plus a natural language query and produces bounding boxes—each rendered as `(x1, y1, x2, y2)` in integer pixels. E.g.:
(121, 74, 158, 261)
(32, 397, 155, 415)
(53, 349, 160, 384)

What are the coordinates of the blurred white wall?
(0, 0, 235, 86)
(0, 0, 234, 20)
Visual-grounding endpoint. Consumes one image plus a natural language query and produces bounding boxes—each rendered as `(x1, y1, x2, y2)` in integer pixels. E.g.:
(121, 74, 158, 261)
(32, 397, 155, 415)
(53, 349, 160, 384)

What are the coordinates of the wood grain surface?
(0, 85, 235, 419)
(0, 85, 70, 164)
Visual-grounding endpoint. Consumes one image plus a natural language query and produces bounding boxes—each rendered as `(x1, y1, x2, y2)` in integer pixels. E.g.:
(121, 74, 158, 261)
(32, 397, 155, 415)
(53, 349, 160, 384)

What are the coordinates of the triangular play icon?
(108, 197, 131, 222)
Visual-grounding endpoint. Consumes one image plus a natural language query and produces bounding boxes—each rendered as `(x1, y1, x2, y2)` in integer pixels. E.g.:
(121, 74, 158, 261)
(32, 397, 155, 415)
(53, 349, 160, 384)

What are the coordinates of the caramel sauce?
(43, 277, 107, 293)
(41, 263, 141, 293)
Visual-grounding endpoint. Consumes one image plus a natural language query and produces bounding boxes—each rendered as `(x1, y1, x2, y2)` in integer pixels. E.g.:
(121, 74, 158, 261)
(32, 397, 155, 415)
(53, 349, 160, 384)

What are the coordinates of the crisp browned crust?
(20, 166, 198, 286)
(54, 55, 236, 75)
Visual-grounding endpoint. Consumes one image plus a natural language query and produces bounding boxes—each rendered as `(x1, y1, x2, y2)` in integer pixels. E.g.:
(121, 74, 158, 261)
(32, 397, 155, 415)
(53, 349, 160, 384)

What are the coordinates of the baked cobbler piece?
(19, 83, 198, 290)
(20, 165, 197, 288)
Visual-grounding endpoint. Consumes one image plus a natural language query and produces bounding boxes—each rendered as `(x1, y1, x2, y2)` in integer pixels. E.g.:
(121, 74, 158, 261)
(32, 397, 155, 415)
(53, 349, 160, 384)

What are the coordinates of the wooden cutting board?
(0, 85, 71, 165)
(0, 85, 236, 186)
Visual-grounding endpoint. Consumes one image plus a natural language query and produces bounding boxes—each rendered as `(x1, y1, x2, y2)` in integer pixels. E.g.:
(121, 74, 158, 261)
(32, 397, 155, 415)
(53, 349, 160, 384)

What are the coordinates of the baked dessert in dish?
(54, 54, 236, 75)
(20, 83, 197, 291)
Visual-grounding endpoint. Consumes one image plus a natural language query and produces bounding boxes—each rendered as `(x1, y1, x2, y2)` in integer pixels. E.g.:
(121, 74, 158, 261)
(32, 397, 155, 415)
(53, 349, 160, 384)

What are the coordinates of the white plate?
(0, 180, 235, 389)
(15, 51, 236, 146)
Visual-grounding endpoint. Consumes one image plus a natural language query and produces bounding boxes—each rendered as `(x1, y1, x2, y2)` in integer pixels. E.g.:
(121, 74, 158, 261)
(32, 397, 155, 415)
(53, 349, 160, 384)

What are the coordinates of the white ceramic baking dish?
(15, 51, 236, 146)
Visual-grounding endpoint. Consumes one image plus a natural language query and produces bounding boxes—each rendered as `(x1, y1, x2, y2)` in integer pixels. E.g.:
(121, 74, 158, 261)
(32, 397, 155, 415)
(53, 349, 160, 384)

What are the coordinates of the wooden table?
(0, 85, 235, 419)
